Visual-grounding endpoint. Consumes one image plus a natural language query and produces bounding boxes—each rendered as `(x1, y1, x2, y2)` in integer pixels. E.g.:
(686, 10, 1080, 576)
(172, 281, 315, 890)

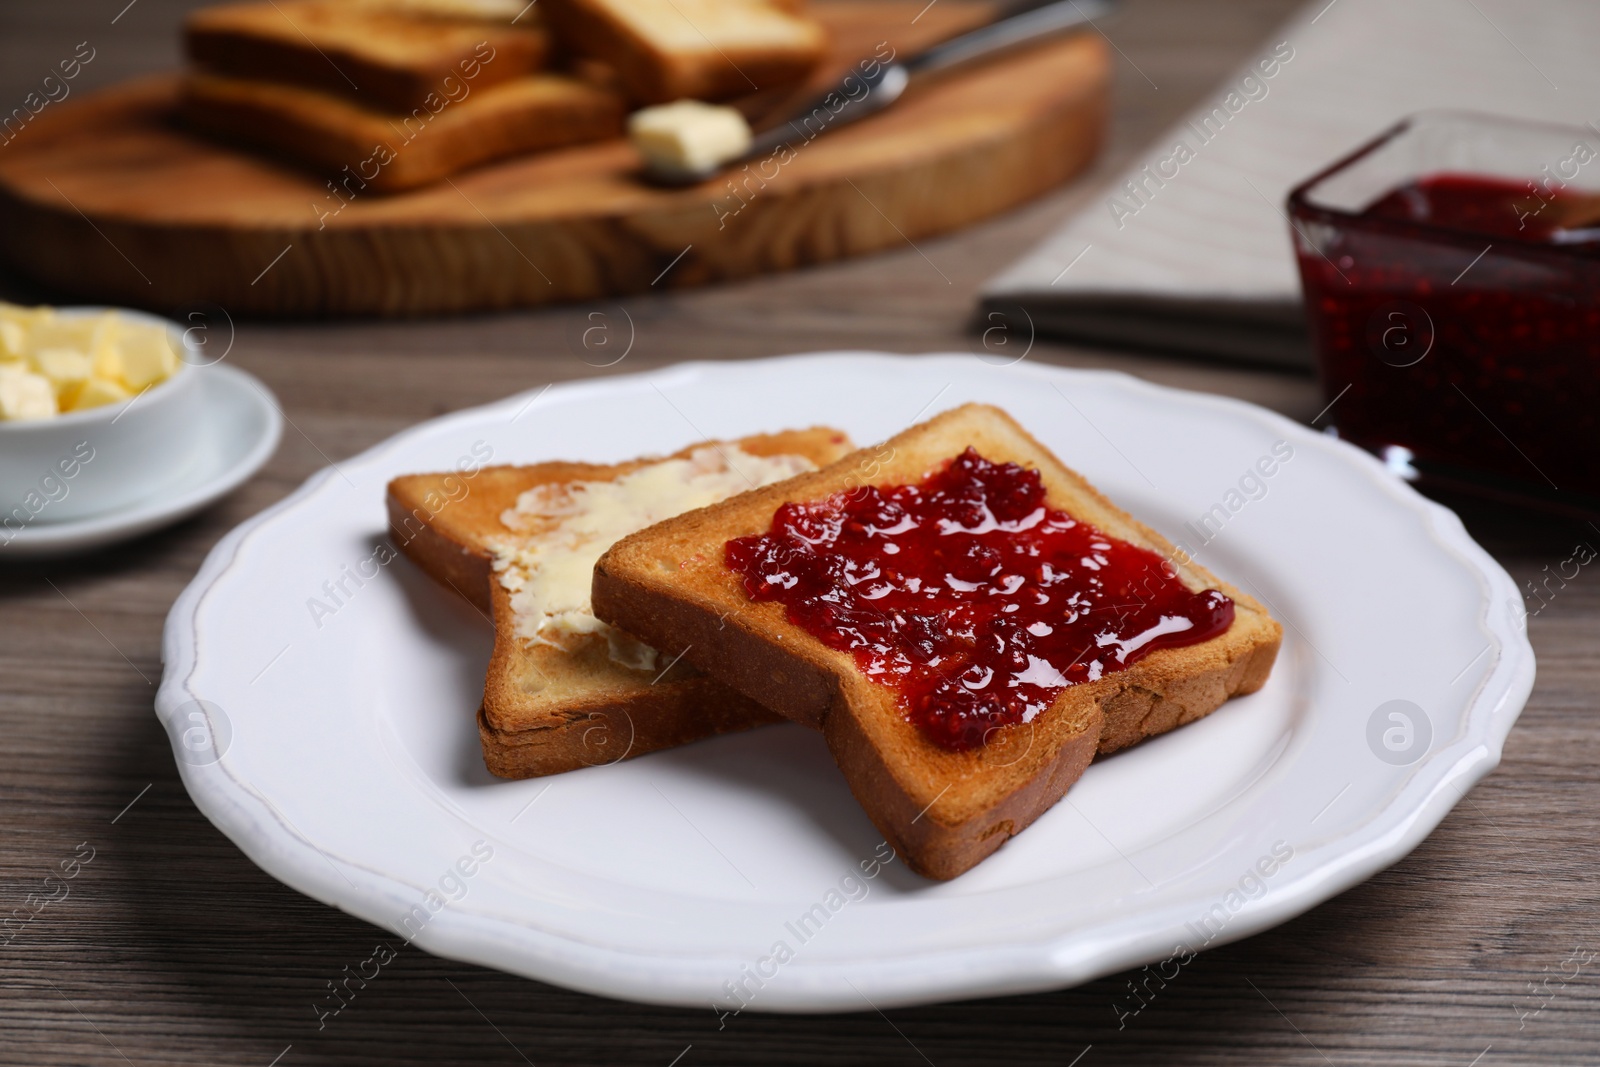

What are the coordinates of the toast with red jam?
(592, 404, 1281, 878)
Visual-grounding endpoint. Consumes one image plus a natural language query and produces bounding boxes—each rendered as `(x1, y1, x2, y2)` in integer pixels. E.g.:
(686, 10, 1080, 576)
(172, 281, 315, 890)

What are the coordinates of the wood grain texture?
(1, 0, 1597, 1065)
(0, 1, 1109, 316)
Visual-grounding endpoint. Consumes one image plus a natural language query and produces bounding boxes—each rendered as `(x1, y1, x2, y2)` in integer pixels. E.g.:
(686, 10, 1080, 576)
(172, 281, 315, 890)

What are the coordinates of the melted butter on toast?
(490, 445, 814, 671)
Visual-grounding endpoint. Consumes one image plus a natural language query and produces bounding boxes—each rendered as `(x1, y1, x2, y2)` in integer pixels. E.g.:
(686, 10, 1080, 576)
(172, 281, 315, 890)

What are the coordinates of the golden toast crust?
(180, 72, 624, 193)
(543, 0, 826, 104)
(185, 0, 550, 112)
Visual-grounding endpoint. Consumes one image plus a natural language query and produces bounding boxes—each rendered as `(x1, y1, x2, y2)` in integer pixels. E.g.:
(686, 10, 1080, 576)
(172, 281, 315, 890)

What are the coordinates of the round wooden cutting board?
(0, 2, 1107, 317)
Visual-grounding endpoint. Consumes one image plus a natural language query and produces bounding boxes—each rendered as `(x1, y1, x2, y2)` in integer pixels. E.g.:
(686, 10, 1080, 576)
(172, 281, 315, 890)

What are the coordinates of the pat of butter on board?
(628, 99, 753, 178)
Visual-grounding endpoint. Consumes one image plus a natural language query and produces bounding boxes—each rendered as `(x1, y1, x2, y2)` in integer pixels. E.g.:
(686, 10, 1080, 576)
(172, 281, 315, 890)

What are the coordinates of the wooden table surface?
(2, 1, 1596, 1064)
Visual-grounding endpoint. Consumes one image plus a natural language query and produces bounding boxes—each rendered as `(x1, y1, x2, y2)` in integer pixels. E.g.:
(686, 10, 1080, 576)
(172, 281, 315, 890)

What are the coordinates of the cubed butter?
(88, 314, 124, 380)
(0, 302, 180, 419)
(0, 365, 59, 420)
(65, 376, 132, 412)
(117, 323, 178, 390)
(0, 303, 44, 360)
(0, 321, 25, 360)
(31, 347, 93, 392)
(29, 312, 93, 353)
(90, 340, 123, 385)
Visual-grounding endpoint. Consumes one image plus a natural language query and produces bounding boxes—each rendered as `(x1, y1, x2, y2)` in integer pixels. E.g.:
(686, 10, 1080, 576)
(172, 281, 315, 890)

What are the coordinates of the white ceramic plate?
(155, 353, 1532, 1012)
(2, 364, 283, 558)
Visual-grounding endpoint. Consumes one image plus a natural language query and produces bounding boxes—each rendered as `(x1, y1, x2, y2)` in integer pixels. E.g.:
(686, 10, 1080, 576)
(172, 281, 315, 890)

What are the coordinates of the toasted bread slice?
(543, 0, 826, 104)
(180, 71, 624, 193)
(592, 404, 1282, 879)
(387, 428, 854, 778)
(185, 0, 549, 113)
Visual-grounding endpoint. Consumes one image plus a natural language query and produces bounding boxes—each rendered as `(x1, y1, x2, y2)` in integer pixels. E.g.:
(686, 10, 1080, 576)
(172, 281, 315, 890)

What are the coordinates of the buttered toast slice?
(387, 428, 853, 778)
(592, 404, 1281, 878)
(544, 0, 826, 104)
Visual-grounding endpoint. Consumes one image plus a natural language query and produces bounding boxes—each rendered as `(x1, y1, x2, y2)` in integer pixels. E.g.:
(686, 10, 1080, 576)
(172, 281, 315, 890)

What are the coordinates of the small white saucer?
(0, 364, 283, 559)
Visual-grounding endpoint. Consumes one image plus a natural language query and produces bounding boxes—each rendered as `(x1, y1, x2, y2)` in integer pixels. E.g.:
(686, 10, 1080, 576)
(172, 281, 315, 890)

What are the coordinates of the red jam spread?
(724, 449, 1235, 751)
(1293, 172, 1600, 500)
(1363, 173, 1580, 241)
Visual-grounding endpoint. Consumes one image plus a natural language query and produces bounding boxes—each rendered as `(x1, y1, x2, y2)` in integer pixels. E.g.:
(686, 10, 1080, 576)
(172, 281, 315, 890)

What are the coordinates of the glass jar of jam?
(1287, 111, 1600, 514)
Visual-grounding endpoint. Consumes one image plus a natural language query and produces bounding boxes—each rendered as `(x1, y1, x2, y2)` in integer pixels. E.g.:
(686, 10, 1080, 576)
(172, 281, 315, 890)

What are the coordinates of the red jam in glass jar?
(1291, 128, 1600, 507)
(724, 449, 1234, 752)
